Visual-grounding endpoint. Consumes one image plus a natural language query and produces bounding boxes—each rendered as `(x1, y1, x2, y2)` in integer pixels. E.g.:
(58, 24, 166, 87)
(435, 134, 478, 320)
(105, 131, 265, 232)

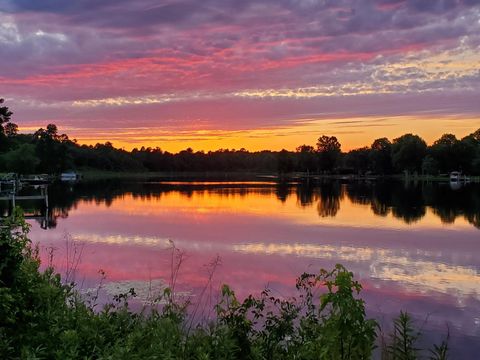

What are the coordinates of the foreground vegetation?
(0, 211, 450, 359)
(1, 98, 480, 176)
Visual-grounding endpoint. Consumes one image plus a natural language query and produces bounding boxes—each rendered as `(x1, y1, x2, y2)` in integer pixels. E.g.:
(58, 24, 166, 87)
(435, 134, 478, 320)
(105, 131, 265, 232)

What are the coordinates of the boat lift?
(0, 174, 50, 229)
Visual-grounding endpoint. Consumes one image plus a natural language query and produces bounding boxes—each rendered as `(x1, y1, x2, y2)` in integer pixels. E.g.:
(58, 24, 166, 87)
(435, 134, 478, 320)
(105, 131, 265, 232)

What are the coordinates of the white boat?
(450, 171, 470, 183)
(450, 171, 461, 181)
(60, 171, 81, 181)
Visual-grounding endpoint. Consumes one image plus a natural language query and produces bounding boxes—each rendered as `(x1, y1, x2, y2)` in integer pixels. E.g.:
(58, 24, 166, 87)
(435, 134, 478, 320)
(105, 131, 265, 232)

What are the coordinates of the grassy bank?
(1, 211, 450, 359)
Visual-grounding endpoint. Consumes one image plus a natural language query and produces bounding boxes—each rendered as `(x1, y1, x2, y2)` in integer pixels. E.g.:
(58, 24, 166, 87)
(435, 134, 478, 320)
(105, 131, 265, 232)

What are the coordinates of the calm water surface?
(8, 179, 480, 357)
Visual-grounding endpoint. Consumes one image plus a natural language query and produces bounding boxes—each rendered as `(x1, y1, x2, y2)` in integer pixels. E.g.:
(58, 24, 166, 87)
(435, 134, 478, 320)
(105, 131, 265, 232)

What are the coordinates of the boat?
(449, 171, 470, 182)
(60, 171, 82, 182)
(450, 171, 461, 181)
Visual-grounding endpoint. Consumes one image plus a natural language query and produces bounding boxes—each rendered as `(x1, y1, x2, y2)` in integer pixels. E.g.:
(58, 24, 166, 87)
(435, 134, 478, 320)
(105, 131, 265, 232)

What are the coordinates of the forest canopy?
(1, 99, 479, 175)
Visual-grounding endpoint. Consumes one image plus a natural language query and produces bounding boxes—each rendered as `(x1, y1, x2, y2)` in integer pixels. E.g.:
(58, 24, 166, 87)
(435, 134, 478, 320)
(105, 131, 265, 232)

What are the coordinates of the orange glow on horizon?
(19, 114, 480, 152)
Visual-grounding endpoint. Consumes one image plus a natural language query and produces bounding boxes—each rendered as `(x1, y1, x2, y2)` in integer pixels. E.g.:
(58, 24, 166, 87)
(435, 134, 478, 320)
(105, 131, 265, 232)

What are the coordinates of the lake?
(4, 178, 480, 357)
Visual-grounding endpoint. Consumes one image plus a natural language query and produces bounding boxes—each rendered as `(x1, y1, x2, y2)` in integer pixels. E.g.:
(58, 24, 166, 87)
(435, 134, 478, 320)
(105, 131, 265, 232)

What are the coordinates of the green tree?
(1, 144, 40, 174)
(429, 134, 461, 173)
(421, 155, 439, 175)
(472, 147, 480, 175)
(34, 124, 72, 173)
(316, 135, 341, 172)
(296, 144, 317, 173)
(277, 149, 295, 174)
(0, 98, 13, 130)
(0, 98, 17, 152)
(4, 122, 18, 137)
(470, 128, 480, 143)
(370, 138, 392, 175)
(345, 147, 371, 175)
(458, 130, 480, 174)
(391, 134, 427, 174)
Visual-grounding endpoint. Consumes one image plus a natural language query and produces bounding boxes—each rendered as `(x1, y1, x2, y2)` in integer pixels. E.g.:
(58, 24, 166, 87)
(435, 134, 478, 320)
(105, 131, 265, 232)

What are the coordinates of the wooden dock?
(0, 195, 48, 201)
(0, 186, 49, 207)
(1, 175, 49, 227)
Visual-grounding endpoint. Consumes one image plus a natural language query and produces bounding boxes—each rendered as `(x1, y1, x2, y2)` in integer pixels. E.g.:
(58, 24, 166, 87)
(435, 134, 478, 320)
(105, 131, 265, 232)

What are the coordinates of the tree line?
(1, 98, 480, 175)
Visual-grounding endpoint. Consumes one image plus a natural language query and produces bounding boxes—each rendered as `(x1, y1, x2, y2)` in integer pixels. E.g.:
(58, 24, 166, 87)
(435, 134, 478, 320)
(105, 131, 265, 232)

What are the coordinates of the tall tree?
(391, 134, 427, 174)
(277, 149, 295, 174)
(34, 124, 72, 173)
(370, 138, 392, 175)
(459, 128, 480, 174)
(296, 144, 317, 173)
(345, 147, 371, 174)
(429, 134, 460, 173)
(0, 98, 16, 151)
(1, 144, 40, 174)
(421, 155, 439, 175)
(0, 98, 13, 131)
(4, 123, 18, 137)
(316, 135, 341, 172)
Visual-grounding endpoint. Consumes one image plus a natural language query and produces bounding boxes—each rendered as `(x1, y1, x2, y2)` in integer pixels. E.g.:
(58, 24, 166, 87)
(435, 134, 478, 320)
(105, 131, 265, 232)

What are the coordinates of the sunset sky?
(1, 0, 480, 151)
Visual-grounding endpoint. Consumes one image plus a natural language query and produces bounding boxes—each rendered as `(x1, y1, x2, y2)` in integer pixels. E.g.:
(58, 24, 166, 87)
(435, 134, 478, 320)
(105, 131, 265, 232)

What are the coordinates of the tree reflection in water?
(316, 181, 342, 218)
(2, 178, 479, 229)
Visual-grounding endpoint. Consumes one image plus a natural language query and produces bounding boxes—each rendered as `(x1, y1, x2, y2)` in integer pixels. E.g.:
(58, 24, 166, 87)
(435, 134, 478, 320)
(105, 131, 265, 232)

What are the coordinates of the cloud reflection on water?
(23, 180, 480, 355)
(234, 242, 480, 301)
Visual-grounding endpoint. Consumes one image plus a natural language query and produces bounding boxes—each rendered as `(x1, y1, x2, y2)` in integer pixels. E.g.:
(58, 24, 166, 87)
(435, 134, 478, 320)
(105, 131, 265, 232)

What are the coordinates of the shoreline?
(79, 170, 480, 182)
(3, 170, 479, 183)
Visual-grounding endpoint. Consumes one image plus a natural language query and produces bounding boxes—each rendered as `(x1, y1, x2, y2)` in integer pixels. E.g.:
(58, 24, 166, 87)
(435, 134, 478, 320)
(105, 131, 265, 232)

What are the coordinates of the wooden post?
(45, 186, 49, 208)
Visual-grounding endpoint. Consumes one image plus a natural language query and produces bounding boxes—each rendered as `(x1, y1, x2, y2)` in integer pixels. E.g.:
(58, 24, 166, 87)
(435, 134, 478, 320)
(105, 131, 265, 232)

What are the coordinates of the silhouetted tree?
(458, 134, 479, 174)
(0, 98, 16, 151)
(277, 149, 295, 174)
(4, 122, 18, 137)
(34, 124, 72, 173)
(316, 135, 341, 172)
(295, 145, 317, 173)
(470, 128, 480, 142)
(370, 138, 392, 175)
(345, 147, 371, 174)
(0, 98, 13, 129)
(421, 155, 439, 175)
(429, 134, 461, 173)
(391, 134, 427, 174)
(1, 144, 39, 174)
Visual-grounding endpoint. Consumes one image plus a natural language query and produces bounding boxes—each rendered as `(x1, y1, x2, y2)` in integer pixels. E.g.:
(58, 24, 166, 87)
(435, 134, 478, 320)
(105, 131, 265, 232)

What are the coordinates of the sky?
(1, 0, 480, 152)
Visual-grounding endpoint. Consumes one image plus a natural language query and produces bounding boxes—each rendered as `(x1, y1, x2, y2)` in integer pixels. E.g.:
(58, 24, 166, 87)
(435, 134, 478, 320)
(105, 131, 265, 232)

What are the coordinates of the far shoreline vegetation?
(1, 99, 480, 178)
